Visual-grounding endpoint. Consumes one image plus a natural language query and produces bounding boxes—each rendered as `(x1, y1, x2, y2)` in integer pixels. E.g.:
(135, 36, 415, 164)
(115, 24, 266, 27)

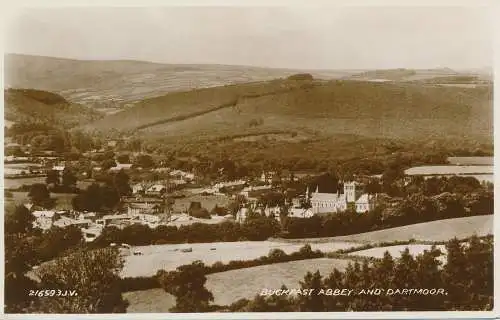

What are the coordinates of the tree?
(5, 205, 35, 235)
(46, 170, 60, 186)
(135, 154, 155, 169)
(72, 183, 119, 212)
(365, 179, 382, 195)
(211, 205, 228, 216)
(36, 226, 84, 262)
(323, 268, 345, 311)
(298, 270, 325, 311)
(113, 169, 132, 197)
(36, 248, 128, 313)
(28, 183, 55, 208)
(116, 154, 130, 164)
(62, 167, 77, 189)
(4, 234, 39, 313)
(158, 260, 214, 312)
(101, 159, 117, 171)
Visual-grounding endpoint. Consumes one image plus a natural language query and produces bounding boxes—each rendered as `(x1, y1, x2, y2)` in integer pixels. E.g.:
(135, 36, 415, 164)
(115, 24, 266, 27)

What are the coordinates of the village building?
(32, 210, 56, 230)
(109, 163, 134, 172)
(145, 184, 167, 196)
(260, 171, 277, 184)
(239, 185, 272, 198)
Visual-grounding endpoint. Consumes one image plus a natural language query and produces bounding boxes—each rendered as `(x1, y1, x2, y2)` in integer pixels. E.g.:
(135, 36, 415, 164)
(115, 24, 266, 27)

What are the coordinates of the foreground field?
(206, 258, 351, 306)
(285, 215, 493, 244)
(123, 289, 175, 313)
(124, 258, 351, 312)
(121, 241, 359, 277)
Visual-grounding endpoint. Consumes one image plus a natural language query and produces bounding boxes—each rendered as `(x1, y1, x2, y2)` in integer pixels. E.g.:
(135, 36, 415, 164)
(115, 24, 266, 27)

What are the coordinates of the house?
(262, 206, 281, 220)
(53, 217, 92, 229)
(109, 163, 134, 172)
(146, 184, 167, 196)
(169, 170, 195, 181)
(97, 214, 132, 228)
(32, 210, 56, 230)
(260, 171, 277, 184)
(81, 225, 104, 242)
(235, 207, 249, 223)
(170, 179, 187, 186)
(239, 185, 272, 198)
(129, 213, 161, 228)
(288, 207, 314, 219)
(132, 183, 147, 195)
(355, 194, 377, 213)
(214, 180, 247, 192)
(127, 202, 163, 215)
(52, 165, 65, 172)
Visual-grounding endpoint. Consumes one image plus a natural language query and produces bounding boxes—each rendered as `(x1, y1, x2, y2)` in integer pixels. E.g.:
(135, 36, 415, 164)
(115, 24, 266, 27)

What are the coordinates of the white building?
(146, 184, 167, 195)
(308, 182, 377, 214)
(288, 207, 314, 219)
(239, 185, 272, 197)
(81, 225, 104, 242)
(109, 163, 134, 172)
(32, 210, 56, 230)
(355, 194, 377, 213)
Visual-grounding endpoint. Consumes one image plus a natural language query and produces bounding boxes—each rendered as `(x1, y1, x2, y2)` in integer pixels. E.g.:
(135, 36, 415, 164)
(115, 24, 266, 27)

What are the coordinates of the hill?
(4, 54, 352, 109)
(4, 88, 103, 129)
(84, 78, 493, 142)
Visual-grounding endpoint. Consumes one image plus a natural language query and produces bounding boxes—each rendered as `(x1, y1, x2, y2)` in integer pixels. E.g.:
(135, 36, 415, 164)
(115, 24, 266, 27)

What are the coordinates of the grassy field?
(278, 215, 493, 245)
(4, 177, 46, 189)
(447, 156, 493, 166)
(4, 191, 77, 213)
(123, 289, 175, 313)
(121, 241, 360, 278)
(329, 215, 493, 243)
(123, 258, 351, 312)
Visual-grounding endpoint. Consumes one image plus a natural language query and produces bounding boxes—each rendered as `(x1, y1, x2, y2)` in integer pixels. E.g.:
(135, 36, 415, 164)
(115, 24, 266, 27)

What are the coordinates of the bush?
(190, 208, 211, 219)
(120, 276, 160, 291)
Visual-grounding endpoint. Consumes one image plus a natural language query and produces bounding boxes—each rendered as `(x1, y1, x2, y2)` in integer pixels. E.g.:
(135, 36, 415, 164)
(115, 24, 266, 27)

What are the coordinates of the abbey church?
(307, 181, 377, 214)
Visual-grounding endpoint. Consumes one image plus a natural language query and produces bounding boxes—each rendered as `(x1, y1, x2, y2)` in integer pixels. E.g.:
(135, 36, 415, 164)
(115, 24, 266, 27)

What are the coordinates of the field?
(121, 241, 360, 277)
(123, 258, 350, 312)
(122, 289, 175, 313)
(4, 177, 46, 189)
(4, 191, 77, 212)
(405, 165, 493, 175)
(280, 215, 493, 244)
(447, 156, 493, 166)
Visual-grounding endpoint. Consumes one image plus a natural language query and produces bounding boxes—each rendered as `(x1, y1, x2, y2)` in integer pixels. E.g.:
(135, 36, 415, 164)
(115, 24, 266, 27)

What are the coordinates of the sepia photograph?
(1, 1, 496, 318)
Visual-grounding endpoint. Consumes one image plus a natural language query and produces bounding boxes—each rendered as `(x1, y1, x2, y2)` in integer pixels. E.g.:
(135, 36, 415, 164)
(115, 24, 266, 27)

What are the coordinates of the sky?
(3, 5, 494, 70)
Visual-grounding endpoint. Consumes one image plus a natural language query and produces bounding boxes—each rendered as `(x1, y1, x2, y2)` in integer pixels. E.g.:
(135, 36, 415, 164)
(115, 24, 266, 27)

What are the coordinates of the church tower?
(344, 181, 356, 203)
